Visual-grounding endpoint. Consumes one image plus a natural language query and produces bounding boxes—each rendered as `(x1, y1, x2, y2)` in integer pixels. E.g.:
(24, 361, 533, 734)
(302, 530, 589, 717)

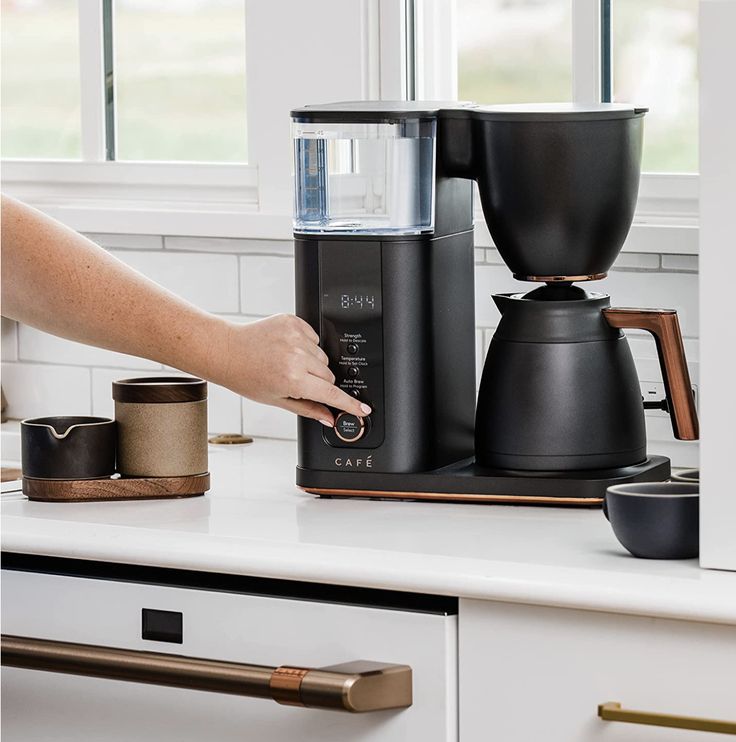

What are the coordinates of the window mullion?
(571, 0, 602, 103)
(77, 0, 107, 161)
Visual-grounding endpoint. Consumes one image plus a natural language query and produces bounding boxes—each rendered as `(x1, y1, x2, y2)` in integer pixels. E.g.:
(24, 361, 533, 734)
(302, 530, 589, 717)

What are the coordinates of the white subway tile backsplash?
(627, 334, 699, 385)
(588, 270, 699, 337)
(612, 252, 660, 270)
(475, 330, 483, 387)
(485, 249, 506, 265)
(242, 397, 296, 440)
(474, 265, 523, 327)
(8, 230, 701, 464)
(1, 318, 18, 361)
(84, 233, 163, 250)
(112, 251, 239, 313)
(662, 254, 699, 272)
(18, 325, 161, 370)
(646, 421, 699, 468)
(91, 368, 243, 435)
(241, 255, 295, 316)
(166, 236, 294, 255)
(1, 363, 91, 419)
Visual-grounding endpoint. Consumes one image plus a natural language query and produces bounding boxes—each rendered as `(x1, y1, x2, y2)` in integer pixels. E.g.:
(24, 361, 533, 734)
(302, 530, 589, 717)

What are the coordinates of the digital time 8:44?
(341, 294, 376, 310)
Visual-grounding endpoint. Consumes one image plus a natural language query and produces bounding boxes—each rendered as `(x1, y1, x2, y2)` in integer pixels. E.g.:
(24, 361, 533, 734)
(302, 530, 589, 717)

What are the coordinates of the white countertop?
(2, 439, 735, 625)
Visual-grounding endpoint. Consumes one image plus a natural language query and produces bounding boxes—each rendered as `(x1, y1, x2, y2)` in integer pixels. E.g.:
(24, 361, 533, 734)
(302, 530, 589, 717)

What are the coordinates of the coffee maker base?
(296, 456, 671, 506)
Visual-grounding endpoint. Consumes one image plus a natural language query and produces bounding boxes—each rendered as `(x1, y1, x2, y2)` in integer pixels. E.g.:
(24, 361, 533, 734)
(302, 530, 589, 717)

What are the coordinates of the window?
(1, 0, 82, 159)
(0, 0, 698, 241)
(456, 0, 699, 174)
(114, 0, 247, 162)
(1, 0, 247, 164)
(612, 0, 698, 173)
(457, 0, 572, 104)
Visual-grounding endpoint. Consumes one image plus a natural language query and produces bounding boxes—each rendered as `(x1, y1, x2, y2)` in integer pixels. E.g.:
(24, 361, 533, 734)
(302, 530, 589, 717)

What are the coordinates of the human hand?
(216, 314, 371, 426)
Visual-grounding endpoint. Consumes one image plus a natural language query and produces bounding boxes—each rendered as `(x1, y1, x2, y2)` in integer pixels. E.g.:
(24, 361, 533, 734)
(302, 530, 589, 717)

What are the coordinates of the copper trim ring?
(333, 413, 366, 443)
(270, 666, 309, 706)
(302, 486, 602, 506)
(514, 272, 608, 282)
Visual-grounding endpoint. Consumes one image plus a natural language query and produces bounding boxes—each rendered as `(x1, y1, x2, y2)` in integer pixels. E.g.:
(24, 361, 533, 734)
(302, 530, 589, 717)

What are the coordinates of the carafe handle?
(602, 308, 699, 440)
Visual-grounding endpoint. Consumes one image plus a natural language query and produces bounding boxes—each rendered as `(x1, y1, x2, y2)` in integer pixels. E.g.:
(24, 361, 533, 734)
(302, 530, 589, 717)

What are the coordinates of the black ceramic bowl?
(671, 468, 699, 484)
(21, 416, 116, 480)
(605, 482, 699, 559)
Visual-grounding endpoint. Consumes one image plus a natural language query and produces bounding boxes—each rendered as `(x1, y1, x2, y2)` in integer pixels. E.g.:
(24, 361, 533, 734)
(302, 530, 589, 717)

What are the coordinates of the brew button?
(347, 366, 360, 378)
(346, 343, 359, 355)
(334, 413, 366, 443)
(350, 389, 361, 398)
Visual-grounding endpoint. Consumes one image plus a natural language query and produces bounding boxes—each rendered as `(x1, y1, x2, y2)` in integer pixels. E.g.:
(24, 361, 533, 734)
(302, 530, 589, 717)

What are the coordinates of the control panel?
(319, 241, 384, 448)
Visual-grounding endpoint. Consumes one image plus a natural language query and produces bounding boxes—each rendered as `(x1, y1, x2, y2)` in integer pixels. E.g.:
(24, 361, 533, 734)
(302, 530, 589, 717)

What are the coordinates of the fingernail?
(360, 403, 372, 415)
(319, 419, 333, 428)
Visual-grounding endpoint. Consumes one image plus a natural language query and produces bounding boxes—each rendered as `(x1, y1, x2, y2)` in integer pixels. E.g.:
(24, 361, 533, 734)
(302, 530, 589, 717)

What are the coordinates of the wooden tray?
(22, 473, 210, 502)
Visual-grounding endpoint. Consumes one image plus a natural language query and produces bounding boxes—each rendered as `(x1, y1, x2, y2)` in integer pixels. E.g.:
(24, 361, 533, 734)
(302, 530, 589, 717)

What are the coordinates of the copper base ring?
(514, 272, 608, 282)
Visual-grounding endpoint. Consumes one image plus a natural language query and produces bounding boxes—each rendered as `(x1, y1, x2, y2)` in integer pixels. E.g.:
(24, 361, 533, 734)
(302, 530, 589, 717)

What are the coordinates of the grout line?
(238, 255, 243, 314)
(2, 358, 164, 372)
(106, 247, 294, 258)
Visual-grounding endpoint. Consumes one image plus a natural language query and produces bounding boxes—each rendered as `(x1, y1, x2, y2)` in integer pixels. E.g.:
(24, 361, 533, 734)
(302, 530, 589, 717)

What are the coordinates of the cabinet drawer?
(460, 599, 736, 742)
(1, 565, 457, 742)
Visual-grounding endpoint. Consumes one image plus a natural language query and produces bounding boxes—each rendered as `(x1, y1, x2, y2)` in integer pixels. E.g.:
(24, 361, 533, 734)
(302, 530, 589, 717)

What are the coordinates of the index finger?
(297, 375, 372, 418)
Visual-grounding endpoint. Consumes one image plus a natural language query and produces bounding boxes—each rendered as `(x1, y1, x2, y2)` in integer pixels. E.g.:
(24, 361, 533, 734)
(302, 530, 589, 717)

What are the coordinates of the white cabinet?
(1, 567, 457, 742)
(459, 599, 736, 741)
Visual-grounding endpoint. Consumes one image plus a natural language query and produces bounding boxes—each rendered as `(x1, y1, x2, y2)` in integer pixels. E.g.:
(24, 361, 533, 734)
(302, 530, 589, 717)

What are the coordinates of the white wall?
(1, 230, 699, 467)
(698, 0, 736, 570)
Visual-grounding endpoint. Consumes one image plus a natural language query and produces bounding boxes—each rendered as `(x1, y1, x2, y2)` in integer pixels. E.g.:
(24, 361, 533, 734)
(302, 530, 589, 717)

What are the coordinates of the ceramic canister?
(112, 377, 208, 477)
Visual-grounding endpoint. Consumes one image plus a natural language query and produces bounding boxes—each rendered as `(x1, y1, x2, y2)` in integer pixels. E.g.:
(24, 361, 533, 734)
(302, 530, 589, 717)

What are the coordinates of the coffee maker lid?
(441, 102, 647, 122)
(292, 101, 647, 123)
(291, 101, 476, 123)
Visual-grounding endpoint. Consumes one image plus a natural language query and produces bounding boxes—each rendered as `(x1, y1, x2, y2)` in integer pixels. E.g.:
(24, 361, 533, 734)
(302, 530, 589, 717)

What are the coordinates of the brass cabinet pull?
(599, 701, 736, 735)
(1, 634, 412, 713)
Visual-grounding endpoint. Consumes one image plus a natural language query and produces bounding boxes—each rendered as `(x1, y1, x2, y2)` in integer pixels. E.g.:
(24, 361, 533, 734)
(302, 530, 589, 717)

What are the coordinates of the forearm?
(1, 195, 226, 381)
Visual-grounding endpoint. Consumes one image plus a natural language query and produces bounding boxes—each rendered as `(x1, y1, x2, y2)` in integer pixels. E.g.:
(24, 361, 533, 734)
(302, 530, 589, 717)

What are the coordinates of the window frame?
(420, 0, 699, 255)
(1, 0, 698, 252)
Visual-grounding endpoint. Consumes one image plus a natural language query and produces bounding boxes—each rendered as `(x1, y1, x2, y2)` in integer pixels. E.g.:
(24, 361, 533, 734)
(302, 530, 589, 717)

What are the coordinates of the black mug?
(604, 482, 699, 559)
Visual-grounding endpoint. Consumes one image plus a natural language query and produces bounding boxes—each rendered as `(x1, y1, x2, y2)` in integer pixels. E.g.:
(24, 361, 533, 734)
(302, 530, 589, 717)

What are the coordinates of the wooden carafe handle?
(603, 308, 699, 440)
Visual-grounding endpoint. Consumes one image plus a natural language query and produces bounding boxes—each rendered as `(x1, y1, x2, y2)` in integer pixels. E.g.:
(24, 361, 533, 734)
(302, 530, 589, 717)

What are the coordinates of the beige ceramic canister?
(113, 377, 208, 477)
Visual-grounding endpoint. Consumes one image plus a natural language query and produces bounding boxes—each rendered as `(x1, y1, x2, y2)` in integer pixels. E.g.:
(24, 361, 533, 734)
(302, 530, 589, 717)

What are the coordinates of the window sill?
(2, 162, 699, 252)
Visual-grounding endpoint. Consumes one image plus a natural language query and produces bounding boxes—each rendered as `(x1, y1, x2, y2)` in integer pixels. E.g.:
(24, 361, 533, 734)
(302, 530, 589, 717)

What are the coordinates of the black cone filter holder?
(439, 103, 646, 280)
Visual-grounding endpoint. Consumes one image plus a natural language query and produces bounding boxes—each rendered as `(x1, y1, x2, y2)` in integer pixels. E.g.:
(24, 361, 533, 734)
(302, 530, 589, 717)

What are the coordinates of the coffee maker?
(291, 102, 698, 505)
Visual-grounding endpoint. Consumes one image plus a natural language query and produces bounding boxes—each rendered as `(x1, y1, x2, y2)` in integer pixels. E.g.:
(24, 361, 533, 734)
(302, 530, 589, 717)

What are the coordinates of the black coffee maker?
(291, 102, 698, 505)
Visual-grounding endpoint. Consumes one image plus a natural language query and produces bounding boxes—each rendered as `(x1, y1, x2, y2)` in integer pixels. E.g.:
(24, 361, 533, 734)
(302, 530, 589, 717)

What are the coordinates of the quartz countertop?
(2, 439, 734, 625)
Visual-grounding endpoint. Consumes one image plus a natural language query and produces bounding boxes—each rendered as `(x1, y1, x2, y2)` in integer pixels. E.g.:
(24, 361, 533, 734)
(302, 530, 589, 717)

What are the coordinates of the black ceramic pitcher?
(475, 285, 699, 471)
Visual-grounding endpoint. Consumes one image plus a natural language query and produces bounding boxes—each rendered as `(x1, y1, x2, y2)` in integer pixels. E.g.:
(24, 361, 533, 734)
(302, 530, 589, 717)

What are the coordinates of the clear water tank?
(292, 106, 437, 235)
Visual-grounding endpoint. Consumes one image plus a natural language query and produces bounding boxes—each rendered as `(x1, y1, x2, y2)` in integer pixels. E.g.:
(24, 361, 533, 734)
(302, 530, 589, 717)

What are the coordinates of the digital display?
(340, 294, 376, 310)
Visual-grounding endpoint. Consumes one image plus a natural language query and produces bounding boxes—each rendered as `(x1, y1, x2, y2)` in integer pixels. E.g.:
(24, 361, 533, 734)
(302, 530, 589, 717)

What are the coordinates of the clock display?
(340, 294, 376, 310)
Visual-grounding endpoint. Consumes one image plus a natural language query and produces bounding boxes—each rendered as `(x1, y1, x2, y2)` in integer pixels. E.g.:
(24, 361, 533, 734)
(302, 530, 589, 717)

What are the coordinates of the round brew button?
(346, 343, 359, 355)
(347, 366, 360, 378)
(334, 413, 366, 443)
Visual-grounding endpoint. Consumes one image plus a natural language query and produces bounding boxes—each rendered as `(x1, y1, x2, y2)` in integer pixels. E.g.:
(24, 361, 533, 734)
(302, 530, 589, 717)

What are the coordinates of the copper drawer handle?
(599, 701, 736, 735)
(1, 634, 412, 713)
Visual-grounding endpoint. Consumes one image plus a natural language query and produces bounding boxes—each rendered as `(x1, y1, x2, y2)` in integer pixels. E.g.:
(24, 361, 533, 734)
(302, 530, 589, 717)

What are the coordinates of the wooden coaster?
(1, 467, 22, 483)
(22, 473, 210, 502)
